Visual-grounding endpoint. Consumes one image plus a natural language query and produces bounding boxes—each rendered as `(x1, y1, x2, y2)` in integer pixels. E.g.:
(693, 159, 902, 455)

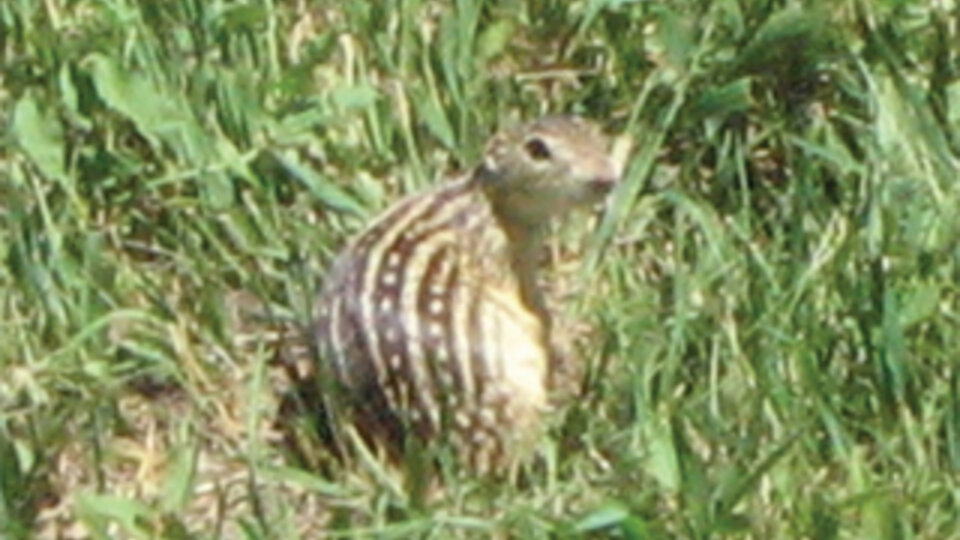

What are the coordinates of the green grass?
(3, 0, 960, 537)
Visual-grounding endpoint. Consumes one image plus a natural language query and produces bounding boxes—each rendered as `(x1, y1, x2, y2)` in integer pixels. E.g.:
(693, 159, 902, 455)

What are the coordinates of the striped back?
(315, 173, 534, 465)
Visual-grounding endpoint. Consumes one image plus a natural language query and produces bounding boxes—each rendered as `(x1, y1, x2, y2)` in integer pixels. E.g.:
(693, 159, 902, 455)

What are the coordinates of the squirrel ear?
(475, 157, 502, 184)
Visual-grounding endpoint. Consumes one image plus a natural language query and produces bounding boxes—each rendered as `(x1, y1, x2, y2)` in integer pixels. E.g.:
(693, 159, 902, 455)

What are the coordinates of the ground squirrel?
(314, 115, 620, 474)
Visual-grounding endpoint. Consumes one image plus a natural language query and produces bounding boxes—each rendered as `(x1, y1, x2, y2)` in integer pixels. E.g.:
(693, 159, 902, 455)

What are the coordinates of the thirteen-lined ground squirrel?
(314, 115, 620, 473)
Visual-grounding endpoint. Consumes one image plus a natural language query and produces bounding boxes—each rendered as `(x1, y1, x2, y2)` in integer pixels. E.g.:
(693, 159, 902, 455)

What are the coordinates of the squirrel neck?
(500, 217, 548, 319)
(464, 170, 551, 320)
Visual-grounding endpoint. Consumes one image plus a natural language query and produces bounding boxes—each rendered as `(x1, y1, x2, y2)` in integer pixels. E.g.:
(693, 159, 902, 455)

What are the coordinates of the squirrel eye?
(523, 137, 552, 161)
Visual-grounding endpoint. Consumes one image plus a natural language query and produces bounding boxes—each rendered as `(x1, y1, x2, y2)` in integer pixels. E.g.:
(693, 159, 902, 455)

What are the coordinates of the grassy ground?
(3, 0, 960, 538)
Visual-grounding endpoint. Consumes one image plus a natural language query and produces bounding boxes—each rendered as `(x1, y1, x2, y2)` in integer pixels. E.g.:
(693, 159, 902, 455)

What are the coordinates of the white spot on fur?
(478, 407, 496, 428)
(386, 251, 401, 268)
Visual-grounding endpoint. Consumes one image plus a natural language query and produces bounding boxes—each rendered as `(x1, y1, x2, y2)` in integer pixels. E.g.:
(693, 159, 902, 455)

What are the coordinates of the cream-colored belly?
(469, 286, 549, 467)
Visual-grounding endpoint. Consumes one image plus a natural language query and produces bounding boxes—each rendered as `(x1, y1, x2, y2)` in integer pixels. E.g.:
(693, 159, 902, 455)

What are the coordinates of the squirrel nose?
(588, 157, 621, 193)
(589, 174, 618, 193)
